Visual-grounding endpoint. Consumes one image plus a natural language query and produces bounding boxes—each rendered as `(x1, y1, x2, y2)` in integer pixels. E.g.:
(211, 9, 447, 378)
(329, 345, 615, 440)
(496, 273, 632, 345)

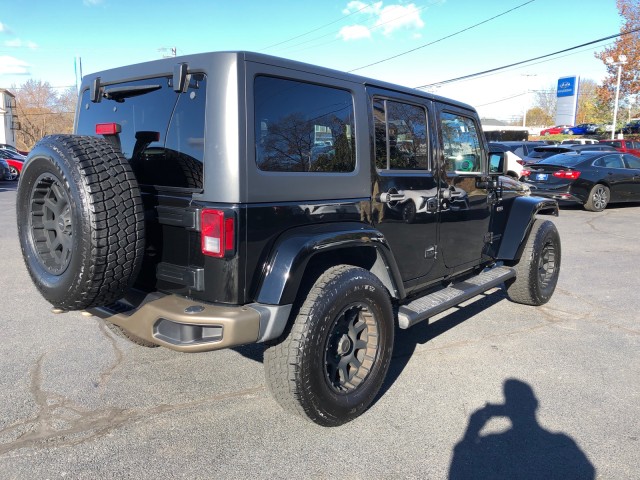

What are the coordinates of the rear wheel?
(264, 265, 394, 427)
(7, 165, 19, 181)
(506, 220, 561, 306)
(402, 201, 416, 223)
(16, 135, 145, 311)
(584, 184, 609, 212)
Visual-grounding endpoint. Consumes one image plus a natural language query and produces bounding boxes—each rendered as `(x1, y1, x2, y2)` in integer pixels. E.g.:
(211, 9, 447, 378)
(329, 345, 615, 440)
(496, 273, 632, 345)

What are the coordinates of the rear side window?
(623, 154, 640, 168)
(440, 112, 482, 173)
(374, 99, 428, 170)
(254, 76, 355, 173)
(77, 74, 206, 190)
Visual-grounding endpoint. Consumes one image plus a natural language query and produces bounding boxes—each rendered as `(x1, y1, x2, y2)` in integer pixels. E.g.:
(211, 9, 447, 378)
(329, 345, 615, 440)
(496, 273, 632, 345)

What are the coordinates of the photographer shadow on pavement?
(449, 379, 595, 480)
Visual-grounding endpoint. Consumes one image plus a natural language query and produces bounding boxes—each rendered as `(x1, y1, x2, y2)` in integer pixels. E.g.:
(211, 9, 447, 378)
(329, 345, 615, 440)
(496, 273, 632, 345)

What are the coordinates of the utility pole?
(521, 74, 537, 128)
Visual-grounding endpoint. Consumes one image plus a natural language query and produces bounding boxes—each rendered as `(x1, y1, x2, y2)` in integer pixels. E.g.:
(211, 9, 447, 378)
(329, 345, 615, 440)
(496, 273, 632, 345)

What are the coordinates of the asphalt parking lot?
(0, 178, 638, 479)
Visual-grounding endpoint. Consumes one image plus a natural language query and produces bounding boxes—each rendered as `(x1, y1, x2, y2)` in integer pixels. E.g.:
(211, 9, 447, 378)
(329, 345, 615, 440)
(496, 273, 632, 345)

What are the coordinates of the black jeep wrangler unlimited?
(17, 52, 560, 427)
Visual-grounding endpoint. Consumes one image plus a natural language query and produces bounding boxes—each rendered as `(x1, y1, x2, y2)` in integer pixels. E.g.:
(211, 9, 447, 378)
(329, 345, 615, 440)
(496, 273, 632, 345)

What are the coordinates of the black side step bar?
(397, 266, 516, 329)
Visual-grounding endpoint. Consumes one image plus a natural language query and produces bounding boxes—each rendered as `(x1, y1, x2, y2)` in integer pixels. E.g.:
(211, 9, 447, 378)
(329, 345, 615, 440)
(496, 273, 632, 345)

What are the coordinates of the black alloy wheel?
(29, 174, 74, 275)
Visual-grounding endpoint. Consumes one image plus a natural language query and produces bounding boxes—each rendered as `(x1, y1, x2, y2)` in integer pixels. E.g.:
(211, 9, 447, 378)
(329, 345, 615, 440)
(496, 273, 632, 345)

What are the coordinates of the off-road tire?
(584, 184, 610, 212)
(264, 265, 394, 427)
(16, 135, 145, 311)
(506, 220, 560, 306)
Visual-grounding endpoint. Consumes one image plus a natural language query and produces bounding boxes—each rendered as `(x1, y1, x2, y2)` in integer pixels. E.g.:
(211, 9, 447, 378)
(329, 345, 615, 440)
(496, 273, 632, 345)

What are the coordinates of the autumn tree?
(13, 80, 76, 151)
(524, 106, 553, 127)
(594, 0, 640, 111)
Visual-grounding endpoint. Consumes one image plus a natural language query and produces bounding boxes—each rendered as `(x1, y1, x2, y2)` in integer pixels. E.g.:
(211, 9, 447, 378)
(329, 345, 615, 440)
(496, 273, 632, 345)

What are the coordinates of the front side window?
(374, 99, 428, 170)
(254, 76, 355, 173)
(440, 112, 482, 173)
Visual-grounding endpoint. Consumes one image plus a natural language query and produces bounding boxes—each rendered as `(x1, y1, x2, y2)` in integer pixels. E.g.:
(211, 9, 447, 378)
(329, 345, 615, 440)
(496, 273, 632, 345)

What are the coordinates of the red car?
(0, 150, 25, 181)
(598, 139, 640, 157)
(540, 125, 573, 136)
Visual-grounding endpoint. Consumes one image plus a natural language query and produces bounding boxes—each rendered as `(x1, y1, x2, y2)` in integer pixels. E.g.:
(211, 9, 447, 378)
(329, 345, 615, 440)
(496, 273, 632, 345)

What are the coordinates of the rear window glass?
(254, 76, 355, 173)
(538, 154, 589, 167)
(77, 74, 206, 190)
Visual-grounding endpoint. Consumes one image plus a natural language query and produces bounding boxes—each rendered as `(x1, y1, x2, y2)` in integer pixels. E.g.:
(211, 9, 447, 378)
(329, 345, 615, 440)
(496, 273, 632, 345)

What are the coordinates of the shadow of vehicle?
(449, 378, 595, 479)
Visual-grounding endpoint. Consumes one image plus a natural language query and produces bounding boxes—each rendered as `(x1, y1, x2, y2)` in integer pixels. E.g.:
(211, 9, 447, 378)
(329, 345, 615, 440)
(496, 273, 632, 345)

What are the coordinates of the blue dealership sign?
(557, 77, 577, 97)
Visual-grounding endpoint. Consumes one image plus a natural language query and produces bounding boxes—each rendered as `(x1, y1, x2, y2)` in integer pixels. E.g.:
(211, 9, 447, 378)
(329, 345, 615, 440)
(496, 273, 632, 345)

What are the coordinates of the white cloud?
(0, 55, 31, 75)
(0, 22, 13, 34)
(343, 1, 383, 15)
(339, 2, 425, 41)
(375, 4, 425, 36)
(338, 25, 372, 41)
(3, 38, 38, 49)
(83, 0, 105, 5)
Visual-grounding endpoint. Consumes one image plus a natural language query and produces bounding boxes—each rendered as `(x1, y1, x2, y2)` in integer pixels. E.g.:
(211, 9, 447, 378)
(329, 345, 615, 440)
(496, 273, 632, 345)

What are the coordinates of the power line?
(417, 28, 640, 88)
(440, 41, 617, 86)
(259, 1, 375, 52)
(475, 92, 528, 107)
(348, 0, 536, 72)
(274, 1, 436, 55)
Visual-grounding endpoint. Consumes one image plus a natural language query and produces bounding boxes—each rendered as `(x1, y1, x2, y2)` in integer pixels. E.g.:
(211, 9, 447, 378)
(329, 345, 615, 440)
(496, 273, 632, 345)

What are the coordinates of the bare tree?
(13, 80, 76, 151)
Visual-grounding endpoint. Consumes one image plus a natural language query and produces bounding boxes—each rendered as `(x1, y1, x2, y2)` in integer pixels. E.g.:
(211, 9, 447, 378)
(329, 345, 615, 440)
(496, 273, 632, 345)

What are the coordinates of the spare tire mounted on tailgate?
(17, 135, 145, 311)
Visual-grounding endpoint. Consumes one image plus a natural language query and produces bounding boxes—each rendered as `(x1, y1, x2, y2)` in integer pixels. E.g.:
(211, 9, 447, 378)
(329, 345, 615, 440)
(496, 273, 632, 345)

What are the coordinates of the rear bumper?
(87, 293, 291, 353)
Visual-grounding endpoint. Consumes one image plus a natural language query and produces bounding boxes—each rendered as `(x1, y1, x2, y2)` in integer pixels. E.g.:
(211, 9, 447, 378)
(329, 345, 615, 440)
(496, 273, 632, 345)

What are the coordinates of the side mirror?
(488, 151, 506, 176)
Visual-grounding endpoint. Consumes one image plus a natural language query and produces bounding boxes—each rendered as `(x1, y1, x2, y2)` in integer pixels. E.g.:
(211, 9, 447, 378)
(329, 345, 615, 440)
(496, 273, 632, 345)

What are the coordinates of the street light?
(606, 55, 627, 140)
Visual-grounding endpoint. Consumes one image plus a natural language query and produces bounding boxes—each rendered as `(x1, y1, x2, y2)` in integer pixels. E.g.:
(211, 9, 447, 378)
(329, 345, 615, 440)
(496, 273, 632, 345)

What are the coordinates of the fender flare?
(255, 222, 404, 306)
(497, 196, 559, 261)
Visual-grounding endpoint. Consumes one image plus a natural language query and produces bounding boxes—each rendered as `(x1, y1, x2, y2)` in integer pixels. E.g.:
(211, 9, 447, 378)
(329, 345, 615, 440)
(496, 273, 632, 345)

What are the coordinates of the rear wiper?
(103, 84, 161, 102)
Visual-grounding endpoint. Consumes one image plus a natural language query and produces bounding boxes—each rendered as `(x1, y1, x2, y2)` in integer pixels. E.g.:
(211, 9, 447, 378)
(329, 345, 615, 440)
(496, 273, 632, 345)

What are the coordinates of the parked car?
(561, 139, 599, 145)
(0, 149, 25, 181)
(562, 124, 599, 135)
(622, 120, 640, 134)
(599, 139, 640, 157)
(522, 151, 640, 211)
(0, 158, 9, 180)
(540, 125, 572, 136)
(488, 141, 548, 159)
(486, 143, 525, 178)
(523, 144, 617, 164)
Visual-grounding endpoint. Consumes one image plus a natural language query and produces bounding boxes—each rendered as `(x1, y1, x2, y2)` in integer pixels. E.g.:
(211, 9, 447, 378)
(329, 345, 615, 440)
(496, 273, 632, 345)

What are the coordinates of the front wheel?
(264, 265, 394, 427)
(506, 220, 561, 306)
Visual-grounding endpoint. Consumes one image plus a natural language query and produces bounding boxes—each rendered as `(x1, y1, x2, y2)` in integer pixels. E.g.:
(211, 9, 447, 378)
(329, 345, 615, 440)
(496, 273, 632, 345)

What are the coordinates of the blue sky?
(0, 0, 624, 120)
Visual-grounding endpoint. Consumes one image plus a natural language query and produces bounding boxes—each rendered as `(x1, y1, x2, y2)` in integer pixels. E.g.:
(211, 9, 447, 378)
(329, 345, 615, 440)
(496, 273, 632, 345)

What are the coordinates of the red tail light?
(521, 169, 531, 177)
(201, 209, 235, 258)
(95, 122, 121, 135)
(553, 170, 581, 180)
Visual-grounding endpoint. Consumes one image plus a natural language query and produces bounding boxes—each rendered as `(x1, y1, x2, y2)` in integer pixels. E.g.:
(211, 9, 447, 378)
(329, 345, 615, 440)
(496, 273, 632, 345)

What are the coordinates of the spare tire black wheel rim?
(324, 303, 379, 394)
(29, 174, 73, 275)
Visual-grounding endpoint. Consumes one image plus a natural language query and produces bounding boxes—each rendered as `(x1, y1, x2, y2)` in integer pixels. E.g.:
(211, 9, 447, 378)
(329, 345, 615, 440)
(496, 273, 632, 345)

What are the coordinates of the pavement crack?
(0, 355, 265, 457)
(95, 320, 125, 388)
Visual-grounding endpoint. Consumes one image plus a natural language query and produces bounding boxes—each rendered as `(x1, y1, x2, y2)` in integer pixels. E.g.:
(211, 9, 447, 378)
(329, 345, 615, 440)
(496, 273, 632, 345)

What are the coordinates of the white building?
(0, 89, 18, 148)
